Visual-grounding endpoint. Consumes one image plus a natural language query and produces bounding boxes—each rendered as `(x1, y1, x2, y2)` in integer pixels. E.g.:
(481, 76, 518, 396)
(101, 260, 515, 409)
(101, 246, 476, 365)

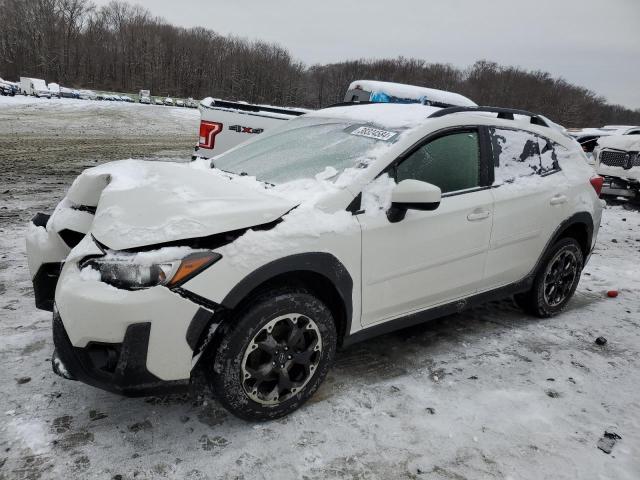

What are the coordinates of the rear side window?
(396, 131, 480, 193)
(490, 128, 559, 183)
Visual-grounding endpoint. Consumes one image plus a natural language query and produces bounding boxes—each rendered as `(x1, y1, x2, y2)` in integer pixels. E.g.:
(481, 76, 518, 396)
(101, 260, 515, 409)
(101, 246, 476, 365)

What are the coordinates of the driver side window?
(396, 131, 480, 194)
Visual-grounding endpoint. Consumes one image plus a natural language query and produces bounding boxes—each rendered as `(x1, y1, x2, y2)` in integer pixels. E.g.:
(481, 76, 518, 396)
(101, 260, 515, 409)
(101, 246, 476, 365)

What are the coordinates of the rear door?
(484, 127, 569, 289)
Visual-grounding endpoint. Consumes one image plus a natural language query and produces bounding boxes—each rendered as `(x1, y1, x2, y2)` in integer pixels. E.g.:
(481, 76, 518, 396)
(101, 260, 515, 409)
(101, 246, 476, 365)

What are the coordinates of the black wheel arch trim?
(219, 252, 353, 338)
(537, 211, 594, 268)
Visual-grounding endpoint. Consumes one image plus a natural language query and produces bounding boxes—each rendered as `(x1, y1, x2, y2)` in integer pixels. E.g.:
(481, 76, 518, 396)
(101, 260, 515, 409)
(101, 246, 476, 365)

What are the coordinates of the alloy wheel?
(543, 249, 579, 307)
(241, 314, 322, 405)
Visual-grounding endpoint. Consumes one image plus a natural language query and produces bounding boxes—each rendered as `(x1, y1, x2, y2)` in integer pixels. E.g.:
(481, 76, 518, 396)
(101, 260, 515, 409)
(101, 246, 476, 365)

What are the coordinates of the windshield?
(213, 117, 401, 184)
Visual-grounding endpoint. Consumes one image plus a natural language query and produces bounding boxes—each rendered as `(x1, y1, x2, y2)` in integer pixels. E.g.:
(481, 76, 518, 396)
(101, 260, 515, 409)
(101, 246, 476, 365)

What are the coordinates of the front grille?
(600, 150, 628, 167)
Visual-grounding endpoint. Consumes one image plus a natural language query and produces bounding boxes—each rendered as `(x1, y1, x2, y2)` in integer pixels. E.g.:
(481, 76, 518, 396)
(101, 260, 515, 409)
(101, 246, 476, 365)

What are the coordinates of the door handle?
(550, 194, 568, 206)
(467, 209, 490, 221)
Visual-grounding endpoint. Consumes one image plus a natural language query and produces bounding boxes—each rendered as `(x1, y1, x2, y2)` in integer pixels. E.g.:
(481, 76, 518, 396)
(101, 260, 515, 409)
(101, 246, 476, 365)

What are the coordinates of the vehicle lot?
(1, 97, 639, 479)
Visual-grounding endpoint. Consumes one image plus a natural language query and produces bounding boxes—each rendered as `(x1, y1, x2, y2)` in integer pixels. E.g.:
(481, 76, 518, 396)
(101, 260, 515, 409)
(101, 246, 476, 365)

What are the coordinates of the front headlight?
(81, 251, 221, 290)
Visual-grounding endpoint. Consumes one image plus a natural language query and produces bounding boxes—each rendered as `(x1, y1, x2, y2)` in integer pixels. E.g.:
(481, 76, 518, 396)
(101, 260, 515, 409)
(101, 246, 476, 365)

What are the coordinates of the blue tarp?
(369, 91, 432, 105)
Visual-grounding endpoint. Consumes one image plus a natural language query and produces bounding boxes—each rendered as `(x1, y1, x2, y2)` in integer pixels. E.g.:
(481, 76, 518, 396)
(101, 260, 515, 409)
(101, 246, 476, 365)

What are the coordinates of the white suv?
(26, 103, 603, 420)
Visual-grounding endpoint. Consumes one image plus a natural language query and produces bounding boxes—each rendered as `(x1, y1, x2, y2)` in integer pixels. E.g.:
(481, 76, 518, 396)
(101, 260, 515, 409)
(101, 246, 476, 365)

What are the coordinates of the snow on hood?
(597, 135, 640, 151)
(71, 160, 296, 250)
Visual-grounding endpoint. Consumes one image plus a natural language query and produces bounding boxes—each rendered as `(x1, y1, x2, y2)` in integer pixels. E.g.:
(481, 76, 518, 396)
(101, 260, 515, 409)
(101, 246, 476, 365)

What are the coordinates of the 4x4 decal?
(229, 125, 264, 134)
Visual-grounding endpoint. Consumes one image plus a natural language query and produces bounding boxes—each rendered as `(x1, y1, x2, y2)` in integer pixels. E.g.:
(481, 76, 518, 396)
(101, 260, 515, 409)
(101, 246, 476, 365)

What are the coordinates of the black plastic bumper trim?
(186, 307, 214, 350)
(33, 262, 62, 311)
(52, 312, 189, 397)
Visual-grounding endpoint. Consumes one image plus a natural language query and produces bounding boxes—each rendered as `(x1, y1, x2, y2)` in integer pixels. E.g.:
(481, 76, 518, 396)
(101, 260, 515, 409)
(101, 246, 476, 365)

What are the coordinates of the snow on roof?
(597, 135, 640, 151)
(347, 80, 477, 107)
(308, 102, 441, 129)
(568, 127, 618, 138)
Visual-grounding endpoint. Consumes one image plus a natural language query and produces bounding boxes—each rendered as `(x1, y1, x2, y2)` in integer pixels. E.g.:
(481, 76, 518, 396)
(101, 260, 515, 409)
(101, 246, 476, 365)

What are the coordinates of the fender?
(534, 211, 594, 272)
(220, 252, 353, 331)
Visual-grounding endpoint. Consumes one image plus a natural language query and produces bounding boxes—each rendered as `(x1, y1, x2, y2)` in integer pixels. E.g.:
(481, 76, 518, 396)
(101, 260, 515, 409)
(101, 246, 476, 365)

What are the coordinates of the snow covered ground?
(1, 97, 639, 479)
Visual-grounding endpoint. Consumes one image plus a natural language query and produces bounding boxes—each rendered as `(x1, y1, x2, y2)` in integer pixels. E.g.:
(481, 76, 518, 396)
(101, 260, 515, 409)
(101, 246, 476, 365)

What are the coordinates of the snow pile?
(215, 171, 359, 268)
(6, 416, 52, 455)
(361, 174, 396, 216)
(25, 222, 49, 249)
(87, 160, 158, 191)
(79, 265, 101, 281)
(221, 205, 356, 269)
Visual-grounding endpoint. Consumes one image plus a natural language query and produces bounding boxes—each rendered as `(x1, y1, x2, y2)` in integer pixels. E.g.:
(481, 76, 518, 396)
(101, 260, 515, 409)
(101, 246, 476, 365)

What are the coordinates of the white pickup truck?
(192, 80, 477, 160)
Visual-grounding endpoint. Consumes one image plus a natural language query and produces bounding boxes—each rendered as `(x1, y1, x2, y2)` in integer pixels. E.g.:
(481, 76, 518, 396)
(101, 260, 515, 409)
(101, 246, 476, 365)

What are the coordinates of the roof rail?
(428, 106, 550, 127)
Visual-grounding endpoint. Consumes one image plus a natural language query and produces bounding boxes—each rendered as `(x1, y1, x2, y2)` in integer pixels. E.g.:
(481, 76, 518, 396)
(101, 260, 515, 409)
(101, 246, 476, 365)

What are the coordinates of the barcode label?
(351, 126, 398, 141)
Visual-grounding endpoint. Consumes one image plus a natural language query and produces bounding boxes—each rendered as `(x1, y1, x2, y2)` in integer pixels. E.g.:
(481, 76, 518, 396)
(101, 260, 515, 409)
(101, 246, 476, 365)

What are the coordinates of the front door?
(358, 128, 494, 326)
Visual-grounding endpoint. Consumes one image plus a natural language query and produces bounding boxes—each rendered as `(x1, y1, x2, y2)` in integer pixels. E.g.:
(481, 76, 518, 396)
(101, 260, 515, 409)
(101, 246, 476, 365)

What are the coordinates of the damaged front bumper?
(26, 213, 69, 311)
(51, 308, 191, 396)
(52, 261, 215, 394)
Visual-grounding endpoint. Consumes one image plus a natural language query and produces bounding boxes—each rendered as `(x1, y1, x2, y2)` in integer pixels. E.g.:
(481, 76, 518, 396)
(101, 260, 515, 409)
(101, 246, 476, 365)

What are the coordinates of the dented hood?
(67, 160, 295, 250)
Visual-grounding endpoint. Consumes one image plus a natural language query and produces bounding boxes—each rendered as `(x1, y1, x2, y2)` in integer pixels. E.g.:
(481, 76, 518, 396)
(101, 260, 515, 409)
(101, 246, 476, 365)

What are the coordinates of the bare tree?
(1, 0, 638, 126)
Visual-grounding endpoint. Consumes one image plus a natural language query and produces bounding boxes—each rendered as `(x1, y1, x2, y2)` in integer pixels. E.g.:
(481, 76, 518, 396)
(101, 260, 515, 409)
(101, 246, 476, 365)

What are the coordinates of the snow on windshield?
(213, 117, 402, 184)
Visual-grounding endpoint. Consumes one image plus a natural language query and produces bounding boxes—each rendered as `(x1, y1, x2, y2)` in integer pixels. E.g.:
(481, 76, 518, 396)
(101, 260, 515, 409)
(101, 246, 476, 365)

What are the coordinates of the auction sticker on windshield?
(350, 126, 398, 141)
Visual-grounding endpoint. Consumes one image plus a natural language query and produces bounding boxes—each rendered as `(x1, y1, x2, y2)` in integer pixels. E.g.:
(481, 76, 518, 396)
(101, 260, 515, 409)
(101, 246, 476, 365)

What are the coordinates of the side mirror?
(387, 179, 441, 223)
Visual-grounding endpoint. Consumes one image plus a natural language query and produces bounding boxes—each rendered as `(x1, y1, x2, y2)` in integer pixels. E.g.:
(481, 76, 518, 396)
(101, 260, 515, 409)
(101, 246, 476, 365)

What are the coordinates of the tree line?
(1, 0, 638, 127)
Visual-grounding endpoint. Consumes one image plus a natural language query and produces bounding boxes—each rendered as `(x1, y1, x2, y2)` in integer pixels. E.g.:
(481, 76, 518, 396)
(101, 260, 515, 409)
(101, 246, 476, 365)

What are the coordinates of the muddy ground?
(0, 97, 639, 479)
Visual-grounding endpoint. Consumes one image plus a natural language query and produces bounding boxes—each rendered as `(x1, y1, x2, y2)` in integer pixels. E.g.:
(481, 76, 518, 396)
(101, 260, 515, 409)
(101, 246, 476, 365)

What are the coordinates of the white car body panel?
(486, 171, 571, 287)
(358, 188, 493, 325)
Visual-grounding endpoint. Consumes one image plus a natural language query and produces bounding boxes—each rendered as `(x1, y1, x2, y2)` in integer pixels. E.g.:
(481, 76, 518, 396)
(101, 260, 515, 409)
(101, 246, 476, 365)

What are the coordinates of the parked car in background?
(121, 95, 134, 103)
(568, 125, 640, 163)
(176, 99, 185, 107)
(20, 77, 51, 98)
(164, 97, 174, 106)
(59, 86, 79, 99)
(139, 90, 151, 104)
(593, 135, 640, 199)
(48, 82, 61, 98)
(186, 97, 198, 108)
(0, 77, 15, 96)
(6, 80, 20, 95)
(26, 101, 602, 420)
(78, 89, 97, 100)
(154, 98, 164, 105)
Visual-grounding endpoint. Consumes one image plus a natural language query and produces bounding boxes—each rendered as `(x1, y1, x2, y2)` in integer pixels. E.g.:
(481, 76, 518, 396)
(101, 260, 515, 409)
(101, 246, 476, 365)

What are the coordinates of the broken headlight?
(81, 251, 221, 290)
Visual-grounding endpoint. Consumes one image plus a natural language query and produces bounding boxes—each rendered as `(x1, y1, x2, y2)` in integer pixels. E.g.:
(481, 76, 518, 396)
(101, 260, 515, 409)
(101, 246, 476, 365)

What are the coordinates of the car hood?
(65, 160, 296, 250)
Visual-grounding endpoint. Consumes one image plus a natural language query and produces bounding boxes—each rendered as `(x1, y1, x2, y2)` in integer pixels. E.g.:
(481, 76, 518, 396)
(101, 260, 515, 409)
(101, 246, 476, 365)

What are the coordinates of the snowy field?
(1, 96, 639, 479)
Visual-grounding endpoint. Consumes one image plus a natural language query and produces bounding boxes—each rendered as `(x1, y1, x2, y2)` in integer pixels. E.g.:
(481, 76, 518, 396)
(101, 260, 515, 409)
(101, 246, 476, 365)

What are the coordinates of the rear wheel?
(515, 238, 584, 318)
(206, 287, 337, 421)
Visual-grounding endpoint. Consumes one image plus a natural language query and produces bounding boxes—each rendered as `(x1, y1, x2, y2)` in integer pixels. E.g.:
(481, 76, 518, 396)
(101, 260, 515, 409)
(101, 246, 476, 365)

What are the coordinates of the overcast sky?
(93, 0, 640, 109)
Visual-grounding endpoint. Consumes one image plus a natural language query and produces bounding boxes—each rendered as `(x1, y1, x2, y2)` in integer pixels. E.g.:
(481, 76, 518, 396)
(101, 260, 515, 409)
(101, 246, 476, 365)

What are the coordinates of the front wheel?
(515, 237, 584, 318)
(206, 287, 337, 421)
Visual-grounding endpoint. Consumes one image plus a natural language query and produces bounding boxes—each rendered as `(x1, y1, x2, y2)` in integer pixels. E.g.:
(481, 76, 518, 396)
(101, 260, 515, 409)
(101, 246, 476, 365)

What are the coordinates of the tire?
(206, 286, 337, 421)
(514, 237, 584, 318)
